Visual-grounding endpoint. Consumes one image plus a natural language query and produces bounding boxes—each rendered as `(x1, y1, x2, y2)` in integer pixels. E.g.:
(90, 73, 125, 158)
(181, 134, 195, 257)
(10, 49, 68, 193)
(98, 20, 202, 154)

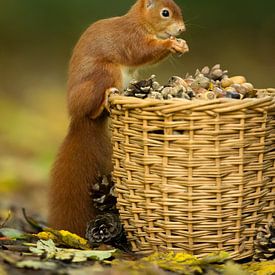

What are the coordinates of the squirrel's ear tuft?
(145, 0, 155, 9)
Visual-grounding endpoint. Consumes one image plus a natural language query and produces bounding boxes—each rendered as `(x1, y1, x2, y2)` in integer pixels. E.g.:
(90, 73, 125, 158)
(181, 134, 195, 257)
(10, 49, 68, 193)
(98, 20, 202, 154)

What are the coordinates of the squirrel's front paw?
(170, 38, 189, 54)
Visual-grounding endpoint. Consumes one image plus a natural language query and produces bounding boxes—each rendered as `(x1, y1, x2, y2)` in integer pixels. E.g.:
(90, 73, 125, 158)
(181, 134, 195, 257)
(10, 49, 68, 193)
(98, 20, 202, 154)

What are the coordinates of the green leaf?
(55, 249, 116, 263)
(29, 239, 57, 259)
(29, 239, 116, 263)
(0, 228, 27, 240)
(55, 250, 75, 261)
(82, 250, 116, 261)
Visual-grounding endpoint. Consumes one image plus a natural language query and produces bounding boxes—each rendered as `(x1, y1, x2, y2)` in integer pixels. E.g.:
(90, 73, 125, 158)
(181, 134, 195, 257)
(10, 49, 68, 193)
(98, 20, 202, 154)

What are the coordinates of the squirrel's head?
(135, 0, 186, 39)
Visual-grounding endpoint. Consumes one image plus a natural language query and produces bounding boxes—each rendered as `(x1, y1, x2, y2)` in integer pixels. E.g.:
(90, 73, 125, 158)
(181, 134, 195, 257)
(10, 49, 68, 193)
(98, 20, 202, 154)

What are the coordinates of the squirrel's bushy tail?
(48, 115, 112, 237)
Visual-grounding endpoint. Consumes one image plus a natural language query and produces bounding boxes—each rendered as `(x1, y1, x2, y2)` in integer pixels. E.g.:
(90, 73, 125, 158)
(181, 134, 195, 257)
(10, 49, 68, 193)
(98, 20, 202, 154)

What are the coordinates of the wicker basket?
(108, 95, 275, 260)
(259, 89, 275, 224)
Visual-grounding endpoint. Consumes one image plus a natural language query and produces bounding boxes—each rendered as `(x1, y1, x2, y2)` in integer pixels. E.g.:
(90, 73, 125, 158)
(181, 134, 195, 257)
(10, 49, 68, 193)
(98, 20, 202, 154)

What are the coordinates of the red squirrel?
(48, 0, 189, 237)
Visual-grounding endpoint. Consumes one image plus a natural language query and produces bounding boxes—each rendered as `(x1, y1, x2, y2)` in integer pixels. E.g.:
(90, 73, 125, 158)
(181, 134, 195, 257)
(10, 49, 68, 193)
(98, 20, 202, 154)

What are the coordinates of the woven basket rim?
(108, 94, 275, 114)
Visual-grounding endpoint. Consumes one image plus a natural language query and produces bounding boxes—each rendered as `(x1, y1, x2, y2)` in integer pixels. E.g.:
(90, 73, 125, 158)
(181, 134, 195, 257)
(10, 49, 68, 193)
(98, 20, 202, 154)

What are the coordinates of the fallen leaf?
(35, 231, 56, 242)
(29, 239, 57, 259)
(29, 239, 116, 263)
(35, 229, 90, 250)
(55, 249, 116, 263)
(0, 228, 27, 240)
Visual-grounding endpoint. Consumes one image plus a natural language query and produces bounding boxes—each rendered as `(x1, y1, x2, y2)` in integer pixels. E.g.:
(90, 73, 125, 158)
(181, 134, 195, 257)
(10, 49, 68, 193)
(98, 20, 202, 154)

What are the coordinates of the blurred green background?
(0, 0, 274, 218)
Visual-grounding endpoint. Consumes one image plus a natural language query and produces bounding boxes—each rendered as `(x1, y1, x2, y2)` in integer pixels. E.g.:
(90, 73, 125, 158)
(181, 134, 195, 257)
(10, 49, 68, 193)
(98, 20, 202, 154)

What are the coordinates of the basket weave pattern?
(109, 96, 274, 260)
(261, 89, 275, 224)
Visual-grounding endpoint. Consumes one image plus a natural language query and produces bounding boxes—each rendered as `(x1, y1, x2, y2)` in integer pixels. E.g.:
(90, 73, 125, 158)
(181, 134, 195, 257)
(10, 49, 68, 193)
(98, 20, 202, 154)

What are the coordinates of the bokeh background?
(0, 0, 275, 219)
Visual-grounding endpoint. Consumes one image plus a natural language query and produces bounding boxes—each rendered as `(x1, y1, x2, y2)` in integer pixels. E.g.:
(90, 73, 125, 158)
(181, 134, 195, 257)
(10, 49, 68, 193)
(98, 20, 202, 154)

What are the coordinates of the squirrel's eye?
(161, 9, 170, 18)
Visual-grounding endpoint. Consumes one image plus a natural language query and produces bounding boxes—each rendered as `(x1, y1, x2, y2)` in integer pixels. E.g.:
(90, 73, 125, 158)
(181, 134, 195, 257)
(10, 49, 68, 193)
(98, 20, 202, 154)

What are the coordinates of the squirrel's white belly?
(121, 67, 137, 89)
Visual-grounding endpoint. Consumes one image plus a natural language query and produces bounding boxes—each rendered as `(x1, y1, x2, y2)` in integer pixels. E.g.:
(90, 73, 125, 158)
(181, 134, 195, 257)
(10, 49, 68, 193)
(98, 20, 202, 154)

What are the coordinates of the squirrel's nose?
(178, 25, 186, 33)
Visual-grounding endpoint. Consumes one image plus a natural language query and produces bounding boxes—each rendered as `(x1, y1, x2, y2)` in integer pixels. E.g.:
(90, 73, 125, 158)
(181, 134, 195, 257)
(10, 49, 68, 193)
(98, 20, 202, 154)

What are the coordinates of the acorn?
(231, 84, 248, 95)
(221, 78, 234, 88)
(229, 76, 247, 85)
(225, 86, 237, 92)
(242, 82, 254, 92)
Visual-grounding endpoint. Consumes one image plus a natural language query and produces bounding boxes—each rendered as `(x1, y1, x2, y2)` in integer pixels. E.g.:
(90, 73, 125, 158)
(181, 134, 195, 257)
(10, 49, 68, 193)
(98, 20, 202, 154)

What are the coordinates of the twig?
(22, 209, 46, 231)
(0, 211, 12, 229)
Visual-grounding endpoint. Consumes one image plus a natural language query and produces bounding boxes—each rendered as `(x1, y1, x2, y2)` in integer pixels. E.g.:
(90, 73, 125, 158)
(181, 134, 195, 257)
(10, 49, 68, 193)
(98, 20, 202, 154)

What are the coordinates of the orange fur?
(48, 0, 187, 237)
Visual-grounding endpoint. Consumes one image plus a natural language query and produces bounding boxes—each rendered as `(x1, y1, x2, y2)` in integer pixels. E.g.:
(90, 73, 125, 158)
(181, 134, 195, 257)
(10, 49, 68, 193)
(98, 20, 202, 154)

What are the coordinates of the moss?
(243, 261, 275, 275)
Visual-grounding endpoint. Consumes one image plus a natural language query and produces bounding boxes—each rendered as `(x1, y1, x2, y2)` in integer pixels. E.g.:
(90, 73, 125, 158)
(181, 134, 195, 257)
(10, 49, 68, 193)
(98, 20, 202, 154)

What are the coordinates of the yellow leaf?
(35, 229, 90, 249)
(35, 231, 57, 241)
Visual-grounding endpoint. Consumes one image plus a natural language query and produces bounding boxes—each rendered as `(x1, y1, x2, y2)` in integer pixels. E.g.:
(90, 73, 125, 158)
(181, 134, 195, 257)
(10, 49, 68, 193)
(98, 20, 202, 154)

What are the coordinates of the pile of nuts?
(122, 64, 259, 100)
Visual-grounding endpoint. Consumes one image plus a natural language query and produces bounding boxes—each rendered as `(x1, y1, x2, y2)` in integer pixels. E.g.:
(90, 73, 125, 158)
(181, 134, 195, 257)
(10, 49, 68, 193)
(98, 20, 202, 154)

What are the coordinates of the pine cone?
(90, 174, 117, 213)
(124, 75, 156, 98)
(86, 213, 127, 247)
(253, 220, 275, 261)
